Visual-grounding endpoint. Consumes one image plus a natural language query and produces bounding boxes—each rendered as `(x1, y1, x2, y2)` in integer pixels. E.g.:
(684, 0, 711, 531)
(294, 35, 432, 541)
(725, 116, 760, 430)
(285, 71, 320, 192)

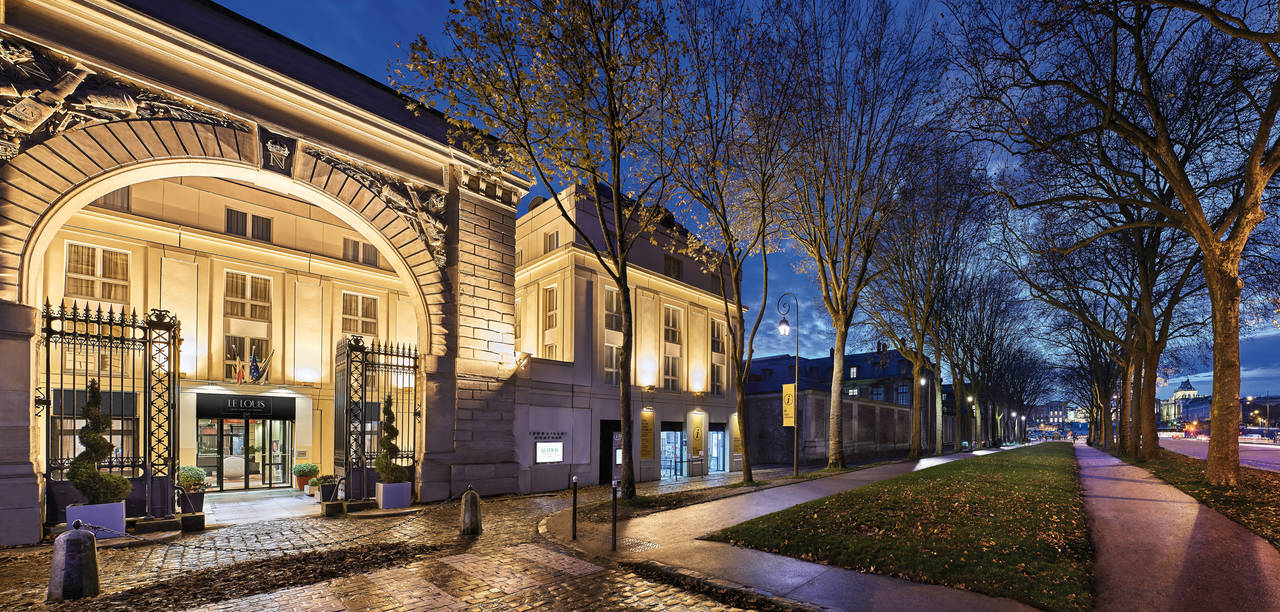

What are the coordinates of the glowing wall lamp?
(638, 356, 657, 388)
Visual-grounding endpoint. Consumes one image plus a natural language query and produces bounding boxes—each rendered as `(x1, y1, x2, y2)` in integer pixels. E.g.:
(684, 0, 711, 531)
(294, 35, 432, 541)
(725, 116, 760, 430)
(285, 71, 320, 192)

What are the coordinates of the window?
(92, 187, 130, 212)
(663, 354, 681, 391)
(663, 255, 682, 280)
(343, 238, 362, 263)
(65, 243, 129, 303)
(896, 384, 909, 405)
(604, 343, 621, 385)
(850, 366, 859, 378)
(251, 214, 272, 242)
(543, 231, 558, 254)
(224, 335, 269, 380)
(711, 363, 725, 396)
(225, 208, 247, 236)
(224, 271, 271, 321)
(604, 288, 622, 332)
(341, 292, 378, 336)
(711, 321, 726, 354)
(343, 238, 380, 266)
(663, 305, 681, 344)
(542, 285, 558, 360)
(871, 386, 884, 401)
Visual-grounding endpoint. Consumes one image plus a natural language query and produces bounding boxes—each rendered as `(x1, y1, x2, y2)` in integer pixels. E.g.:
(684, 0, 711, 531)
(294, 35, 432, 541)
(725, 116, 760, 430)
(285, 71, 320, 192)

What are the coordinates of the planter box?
(295, 475, 312, 490)
(179, 491, 204, 514)
(321, 501, 345, 517)
(304, 484, 313, 496)
(179, 513, 205, 532)
(376, 482, 412, 509)
(65, 501, 126, 540)
(315, 483, 338, 502)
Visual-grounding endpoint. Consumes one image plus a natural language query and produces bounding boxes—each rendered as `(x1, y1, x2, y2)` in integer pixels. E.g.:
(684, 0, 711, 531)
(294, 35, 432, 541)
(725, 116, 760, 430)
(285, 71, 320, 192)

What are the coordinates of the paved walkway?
(547, 449, 1032, 611)
(204, 488, 319, 525)
(1076, 443, 1280, 611)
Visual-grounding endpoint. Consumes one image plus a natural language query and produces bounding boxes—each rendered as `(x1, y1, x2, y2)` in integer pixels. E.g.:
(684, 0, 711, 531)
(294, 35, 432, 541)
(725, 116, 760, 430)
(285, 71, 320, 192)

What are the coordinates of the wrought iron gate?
(334, 336, 420, 500)
(39, 300, 180, 521)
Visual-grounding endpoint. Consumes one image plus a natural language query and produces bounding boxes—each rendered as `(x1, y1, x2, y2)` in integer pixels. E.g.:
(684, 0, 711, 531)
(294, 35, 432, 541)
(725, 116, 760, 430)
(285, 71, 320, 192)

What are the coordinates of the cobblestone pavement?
(0, 466, 812, 610)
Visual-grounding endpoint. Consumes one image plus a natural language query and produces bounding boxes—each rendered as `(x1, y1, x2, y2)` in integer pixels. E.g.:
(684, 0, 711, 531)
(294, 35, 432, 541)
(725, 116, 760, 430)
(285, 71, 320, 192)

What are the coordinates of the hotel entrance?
(195, 393, 296, 491)
(660, 421, 687, 479)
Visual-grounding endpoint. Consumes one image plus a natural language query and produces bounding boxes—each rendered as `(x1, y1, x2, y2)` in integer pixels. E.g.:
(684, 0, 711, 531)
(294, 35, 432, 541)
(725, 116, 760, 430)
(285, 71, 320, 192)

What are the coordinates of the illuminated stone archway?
(0, 118, 448, 354)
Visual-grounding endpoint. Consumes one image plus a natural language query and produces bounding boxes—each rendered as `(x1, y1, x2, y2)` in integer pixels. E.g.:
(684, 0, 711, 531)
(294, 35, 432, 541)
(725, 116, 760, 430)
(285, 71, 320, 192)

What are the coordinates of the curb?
(620, 560, 833, 612)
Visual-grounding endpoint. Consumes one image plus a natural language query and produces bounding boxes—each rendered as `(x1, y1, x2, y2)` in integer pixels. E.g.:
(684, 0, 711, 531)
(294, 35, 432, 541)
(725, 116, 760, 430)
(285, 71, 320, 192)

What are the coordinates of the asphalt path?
(1161, 437, 1280, 472)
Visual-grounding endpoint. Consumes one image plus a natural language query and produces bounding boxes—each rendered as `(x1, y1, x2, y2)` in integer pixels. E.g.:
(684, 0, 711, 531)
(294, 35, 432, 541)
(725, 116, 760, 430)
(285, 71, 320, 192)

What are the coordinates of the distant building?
(743, 347, 942, 465)
(1159, 379, 1200, 424)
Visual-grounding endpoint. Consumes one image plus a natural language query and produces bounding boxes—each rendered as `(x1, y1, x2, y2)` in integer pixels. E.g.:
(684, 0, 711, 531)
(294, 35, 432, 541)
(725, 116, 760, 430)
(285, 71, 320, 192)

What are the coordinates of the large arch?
(0, 119, 448, 355)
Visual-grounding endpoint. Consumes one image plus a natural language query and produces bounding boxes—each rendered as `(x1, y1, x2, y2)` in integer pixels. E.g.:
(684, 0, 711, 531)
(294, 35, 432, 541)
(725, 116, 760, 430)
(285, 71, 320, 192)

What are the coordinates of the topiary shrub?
(292, 462, 320, 478)
(374, 394, 409, 483)
(177, 466, 207, 492)
(66, 379, 133, 505)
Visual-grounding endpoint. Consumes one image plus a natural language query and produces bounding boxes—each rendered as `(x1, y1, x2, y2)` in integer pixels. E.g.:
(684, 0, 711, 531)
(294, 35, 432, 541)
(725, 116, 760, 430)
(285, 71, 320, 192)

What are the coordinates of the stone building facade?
(511, 186, 740, 490)
(744, 349, 942, 464)
(0, 0, 528, 545)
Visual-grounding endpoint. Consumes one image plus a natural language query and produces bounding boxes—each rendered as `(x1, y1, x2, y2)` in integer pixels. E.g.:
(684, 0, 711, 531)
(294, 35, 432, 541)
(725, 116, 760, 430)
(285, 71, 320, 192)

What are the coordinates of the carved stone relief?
(306, 147, 448, 269)
(259, 127, 295, 176)
(0, 36, 250, 160)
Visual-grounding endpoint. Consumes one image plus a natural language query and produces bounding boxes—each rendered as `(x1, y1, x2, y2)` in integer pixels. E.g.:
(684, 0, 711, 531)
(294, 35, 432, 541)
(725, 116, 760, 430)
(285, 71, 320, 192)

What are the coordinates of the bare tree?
(951, 0, 1280, 485)
(396, 0, 675, 498)
(664, 0, 795, 483)
(782, 0, 941, 468)
(864, 138, 989, 457)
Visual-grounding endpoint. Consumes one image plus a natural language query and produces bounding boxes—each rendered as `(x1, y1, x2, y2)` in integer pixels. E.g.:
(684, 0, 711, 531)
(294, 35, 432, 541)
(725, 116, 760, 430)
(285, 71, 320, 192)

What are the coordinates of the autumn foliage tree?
(396, 0, 676, 498)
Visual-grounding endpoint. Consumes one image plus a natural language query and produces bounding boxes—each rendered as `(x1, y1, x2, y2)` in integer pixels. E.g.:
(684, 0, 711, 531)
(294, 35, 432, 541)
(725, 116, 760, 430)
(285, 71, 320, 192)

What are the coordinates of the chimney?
(829, 347, 835, 360)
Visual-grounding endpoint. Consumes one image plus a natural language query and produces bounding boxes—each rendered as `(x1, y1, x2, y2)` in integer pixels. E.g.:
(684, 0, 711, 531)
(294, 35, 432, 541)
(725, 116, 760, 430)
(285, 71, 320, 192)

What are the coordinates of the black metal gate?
(334, 336, 419, 500)
(39, 300, 180, 521)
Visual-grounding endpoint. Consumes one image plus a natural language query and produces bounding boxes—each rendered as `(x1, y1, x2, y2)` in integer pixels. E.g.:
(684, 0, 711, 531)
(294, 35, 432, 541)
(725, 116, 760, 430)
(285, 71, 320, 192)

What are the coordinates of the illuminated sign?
(535, 441, 564, 464)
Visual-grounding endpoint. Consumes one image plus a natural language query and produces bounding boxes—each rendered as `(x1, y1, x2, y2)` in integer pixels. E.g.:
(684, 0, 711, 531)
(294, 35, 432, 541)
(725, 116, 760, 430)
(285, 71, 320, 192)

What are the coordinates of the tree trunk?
(1204, 253, 1243, 486)
(909, 359, 923, 458)
(1128, 354, 1143, 457)
(1139, 342, 1160, 461)
(617, 273, 636, 499)
(1119, 359, 1133, 456)
(933, 346, 943, 455)
(1102, 390, 1113, 450)
(952, 375, 966, 452)
(828, 325, 848, 468)
(735, 384, 752, 483)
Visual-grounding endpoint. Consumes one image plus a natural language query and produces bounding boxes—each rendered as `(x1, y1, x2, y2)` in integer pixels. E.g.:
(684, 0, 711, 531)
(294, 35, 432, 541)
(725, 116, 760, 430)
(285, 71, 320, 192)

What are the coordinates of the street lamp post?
(777, 292, 800, 477)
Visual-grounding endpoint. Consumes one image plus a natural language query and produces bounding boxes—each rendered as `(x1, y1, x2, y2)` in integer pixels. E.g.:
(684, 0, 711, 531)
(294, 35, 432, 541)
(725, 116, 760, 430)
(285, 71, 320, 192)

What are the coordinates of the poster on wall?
(535, 441, 564, 464)
(640, 410, 655, 460)
(690, 411, 704, 457)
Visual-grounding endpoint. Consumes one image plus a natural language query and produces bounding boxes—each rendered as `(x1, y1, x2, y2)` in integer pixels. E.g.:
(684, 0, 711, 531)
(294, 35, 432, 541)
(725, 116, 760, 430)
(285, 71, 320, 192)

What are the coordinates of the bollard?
(460, 484, 482, 536)
(610, 482, 617, 552)
(48, 520, 99, 602)
(571, 475, 578, 541)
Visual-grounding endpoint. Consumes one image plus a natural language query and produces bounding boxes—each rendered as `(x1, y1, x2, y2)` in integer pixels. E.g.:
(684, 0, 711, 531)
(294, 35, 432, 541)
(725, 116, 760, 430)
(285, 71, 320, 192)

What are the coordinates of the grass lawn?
(1121, 448, 1280, 550)
(709, 443, 1093, 611)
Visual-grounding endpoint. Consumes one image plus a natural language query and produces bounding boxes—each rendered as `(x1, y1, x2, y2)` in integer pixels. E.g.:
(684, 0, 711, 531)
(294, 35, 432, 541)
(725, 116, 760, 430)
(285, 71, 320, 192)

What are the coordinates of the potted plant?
(244, 443, 262, 475)
(65, 380, 133, 539)
(176, 465, 207, 513)
(374, 394, 411, 509)
(311, 475, 338, 502)
(293, 462, 319, 490)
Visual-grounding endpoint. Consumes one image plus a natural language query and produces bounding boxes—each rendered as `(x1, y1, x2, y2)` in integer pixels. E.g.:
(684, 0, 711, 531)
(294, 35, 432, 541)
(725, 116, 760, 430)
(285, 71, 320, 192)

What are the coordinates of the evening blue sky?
(213, 0, 1280, 401)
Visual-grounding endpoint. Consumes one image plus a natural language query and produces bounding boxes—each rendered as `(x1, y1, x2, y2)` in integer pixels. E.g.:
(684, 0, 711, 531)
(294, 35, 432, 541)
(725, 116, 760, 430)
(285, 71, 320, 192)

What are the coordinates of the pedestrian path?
(1076, 443, 1280, 611)
(547, 449, 1033, 611)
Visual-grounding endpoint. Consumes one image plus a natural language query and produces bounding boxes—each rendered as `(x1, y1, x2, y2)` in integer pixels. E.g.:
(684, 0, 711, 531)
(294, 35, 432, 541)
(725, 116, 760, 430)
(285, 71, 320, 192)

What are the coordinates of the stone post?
(460, 485, 481, 536)
(47, 521, 99, 601)
(0, 301, 41, 546)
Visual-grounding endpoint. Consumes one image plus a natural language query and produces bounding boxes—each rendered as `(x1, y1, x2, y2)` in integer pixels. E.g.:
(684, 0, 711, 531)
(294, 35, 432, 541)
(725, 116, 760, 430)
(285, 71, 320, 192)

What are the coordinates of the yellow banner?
(782, 383, 796, 427)
(690, 411, 705, 457)
(640, 410, 654, 460)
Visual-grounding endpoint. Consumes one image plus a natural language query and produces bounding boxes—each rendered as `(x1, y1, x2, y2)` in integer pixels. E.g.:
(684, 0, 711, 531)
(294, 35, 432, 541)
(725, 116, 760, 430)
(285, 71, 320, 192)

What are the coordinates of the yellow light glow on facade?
(638, 357, 657, 388)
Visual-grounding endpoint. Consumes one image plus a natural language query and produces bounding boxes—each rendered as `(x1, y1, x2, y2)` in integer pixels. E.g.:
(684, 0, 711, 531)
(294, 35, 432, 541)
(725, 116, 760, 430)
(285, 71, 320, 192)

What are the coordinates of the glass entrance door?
(660, 428, 687, 480)
(195, 417, 293, 491)
(709, 429, 726, 472)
